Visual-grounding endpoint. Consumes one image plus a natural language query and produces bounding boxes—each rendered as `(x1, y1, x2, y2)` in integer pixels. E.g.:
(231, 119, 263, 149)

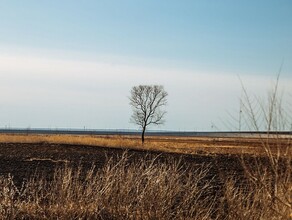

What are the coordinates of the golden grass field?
(0, 133, 290, 156)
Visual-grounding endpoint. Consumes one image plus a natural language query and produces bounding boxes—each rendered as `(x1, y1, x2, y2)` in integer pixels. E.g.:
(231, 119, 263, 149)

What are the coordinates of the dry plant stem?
(239, 75, 292, 218)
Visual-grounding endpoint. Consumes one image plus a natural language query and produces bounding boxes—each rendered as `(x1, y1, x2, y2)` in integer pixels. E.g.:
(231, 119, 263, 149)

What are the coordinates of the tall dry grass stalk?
(226, 75, 292, 219)
(0, 153, 216, 219)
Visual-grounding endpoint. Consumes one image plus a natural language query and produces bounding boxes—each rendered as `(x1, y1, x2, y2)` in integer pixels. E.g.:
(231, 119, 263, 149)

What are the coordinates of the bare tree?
(129, 85, 168, 143)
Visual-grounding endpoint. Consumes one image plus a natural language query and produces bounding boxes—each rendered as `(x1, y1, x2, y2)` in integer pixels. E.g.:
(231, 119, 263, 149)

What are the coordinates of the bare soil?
(0, 142, 249, 187)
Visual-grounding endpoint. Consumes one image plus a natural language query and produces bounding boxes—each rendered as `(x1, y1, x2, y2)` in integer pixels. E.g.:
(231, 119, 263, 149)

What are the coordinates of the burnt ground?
(2, 141, 282, 197)
(0, 142, 252, 188)
(0, 142, 289, 219)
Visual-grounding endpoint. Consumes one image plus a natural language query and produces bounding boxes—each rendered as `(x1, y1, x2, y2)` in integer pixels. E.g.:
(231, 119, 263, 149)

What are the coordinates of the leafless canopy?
(129, 85, 168, 142)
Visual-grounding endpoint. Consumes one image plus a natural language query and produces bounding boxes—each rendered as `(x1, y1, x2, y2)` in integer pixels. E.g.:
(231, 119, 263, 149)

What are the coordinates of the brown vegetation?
(0, 153, 215, 219)
(0, 138, 291, 219)
(0, 133, 290, 156)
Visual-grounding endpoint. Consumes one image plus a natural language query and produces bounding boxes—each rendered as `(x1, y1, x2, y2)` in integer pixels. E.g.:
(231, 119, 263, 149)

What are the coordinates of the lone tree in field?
(129, 85, 168, 143)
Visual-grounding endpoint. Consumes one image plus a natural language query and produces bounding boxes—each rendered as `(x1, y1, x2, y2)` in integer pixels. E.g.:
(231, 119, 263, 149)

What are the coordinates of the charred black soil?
(0, 142, 250, 187)
(1, 141, 288, 220)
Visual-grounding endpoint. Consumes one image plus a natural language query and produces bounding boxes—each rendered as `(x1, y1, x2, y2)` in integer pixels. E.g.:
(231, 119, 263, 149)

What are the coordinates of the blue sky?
(0, 1, 291, 130)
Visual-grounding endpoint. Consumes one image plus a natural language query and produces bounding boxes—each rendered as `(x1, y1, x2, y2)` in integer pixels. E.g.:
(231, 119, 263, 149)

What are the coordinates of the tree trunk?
(141, 126, 146, 144)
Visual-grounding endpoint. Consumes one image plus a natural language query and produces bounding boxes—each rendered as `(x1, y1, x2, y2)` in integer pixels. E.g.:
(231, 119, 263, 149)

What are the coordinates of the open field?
(0, 133, 291, 156)
(0, 133, 291, 219)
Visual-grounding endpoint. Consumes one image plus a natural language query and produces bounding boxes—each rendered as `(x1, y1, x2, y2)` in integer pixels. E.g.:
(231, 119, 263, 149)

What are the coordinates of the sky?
(0, 0, 291, 131)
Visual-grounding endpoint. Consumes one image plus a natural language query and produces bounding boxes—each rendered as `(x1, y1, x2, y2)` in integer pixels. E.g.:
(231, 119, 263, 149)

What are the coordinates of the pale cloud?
(0, 49, 291, 130)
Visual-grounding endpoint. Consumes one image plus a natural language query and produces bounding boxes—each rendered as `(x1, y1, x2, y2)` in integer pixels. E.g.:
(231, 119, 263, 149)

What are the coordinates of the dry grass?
(0, 153, 216, 220)
(221, 175, 292, 219)
(0, 133, 290, 156)
(0, 150, 291, 219)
